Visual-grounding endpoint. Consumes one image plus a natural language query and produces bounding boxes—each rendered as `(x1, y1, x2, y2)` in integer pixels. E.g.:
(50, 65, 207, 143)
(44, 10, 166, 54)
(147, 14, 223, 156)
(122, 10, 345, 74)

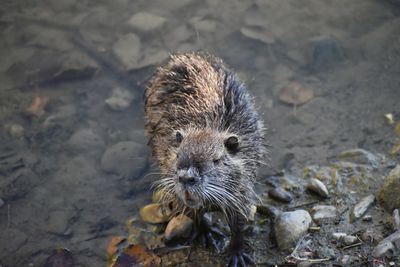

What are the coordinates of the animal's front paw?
(227, 250, 255, 267)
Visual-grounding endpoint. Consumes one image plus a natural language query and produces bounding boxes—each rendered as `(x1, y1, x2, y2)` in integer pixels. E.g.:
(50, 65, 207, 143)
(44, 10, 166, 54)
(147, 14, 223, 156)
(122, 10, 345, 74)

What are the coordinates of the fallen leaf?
(279, 82, 314, 105)
(109, 244, 161, 267)
(25, 95, 49, 117)
(107, 236, 126, 258)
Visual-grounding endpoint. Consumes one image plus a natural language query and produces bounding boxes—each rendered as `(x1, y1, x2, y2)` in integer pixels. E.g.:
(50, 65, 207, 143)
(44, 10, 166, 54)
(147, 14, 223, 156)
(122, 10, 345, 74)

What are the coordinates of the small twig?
(342, 242, 362, 250)
(309, 226, 321, 232)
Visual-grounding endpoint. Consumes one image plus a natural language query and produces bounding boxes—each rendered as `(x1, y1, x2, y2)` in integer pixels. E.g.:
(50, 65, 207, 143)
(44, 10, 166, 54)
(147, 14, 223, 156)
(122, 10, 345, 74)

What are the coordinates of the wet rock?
(274, 210, 312, 251)
(306, 178, 329, 198)
(332, 232, 347, 241)
(5, 124, 25, 139)
(25, 25, 73, 52)
(52, 51, 99, 82)
(336, 148, 382, 168)
(105, 87, 135, 111)
(0, 168, 35, 200)
(268, 187, 293, 203)
(0, 228, 27, 258)
(308, 35, 343, 72)
(165, 215, 193, 242)
(112, 33, 141, 70)
(372, 230, 400, 258)
(140, 203, 172, 224)
(136, 47, 169, 69)
(343, 235, 358, 245)
(100, 141, 147, 178)
(67, 128, 104, 154)
(44, 105, 77, 127)
(362, 214, 373, 222)
(46, 210, 73, 236)
(240, 27, 275, 45)
(127, 12, 166, 32)
(311, 205, 337, 223)
(379, 165, 400, 212)
(350, 194, 375, 223)
(361, 230, 383, 244)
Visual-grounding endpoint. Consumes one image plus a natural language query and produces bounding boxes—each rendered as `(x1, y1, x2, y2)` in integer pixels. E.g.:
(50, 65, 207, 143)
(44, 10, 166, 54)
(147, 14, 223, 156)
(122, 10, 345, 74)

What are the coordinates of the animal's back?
(145, 53, 264, 173)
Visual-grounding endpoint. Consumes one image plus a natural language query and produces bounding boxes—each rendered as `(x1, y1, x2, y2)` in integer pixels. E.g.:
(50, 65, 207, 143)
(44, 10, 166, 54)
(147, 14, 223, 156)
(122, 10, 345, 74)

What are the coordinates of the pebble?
(362, 214, 373, 222)
(5, 124, 25, 139)
(308, 35, 343, 72)
(140, 203, 172, 224)
(268, 188, 293, 203)
(336, 148, 382, 168)
(311, 205, 337, 223)
(100, 141, 147, 178)
(105, 87, 135, 111)
(378, 165, 400, 212)
(274, 210, 312, 251)
(306, 178, 329, 198)
(343, 235, 358, 245)
(127, 12, 166, 32)
(164, 215, 193, 241)
(112, 33, 141, 70)
(350, 194, 375, 222)
(67, 128, 104, 153)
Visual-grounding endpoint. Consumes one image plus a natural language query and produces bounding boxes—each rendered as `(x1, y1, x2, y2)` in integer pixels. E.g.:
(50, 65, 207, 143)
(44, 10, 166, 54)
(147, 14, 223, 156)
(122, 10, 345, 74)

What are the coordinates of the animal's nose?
(178, 175, 198, 186)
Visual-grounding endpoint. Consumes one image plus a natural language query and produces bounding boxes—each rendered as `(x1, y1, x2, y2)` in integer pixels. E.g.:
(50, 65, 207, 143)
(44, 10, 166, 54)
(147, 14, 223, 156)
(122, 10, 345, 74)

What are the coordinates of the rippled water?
(0, 0, 400, 266)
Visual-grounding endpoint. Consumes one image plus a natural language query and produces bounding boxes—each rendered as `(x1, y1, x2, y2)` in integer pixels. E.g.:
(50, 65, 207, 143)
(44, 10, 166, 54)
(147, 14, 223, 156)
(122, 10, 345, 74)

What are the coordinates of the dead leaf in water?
(25, 95, 49, 117)
(107, 236, 126, 258)
(279, 82, 314, 105)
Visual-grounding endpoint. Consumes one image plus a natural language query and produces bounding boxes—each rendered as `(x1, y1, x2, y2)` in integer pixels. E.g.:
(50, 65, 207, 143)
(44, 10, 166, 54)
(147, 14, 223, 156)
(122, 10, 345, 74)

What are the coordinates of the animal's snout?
(178, 175, 198, 186)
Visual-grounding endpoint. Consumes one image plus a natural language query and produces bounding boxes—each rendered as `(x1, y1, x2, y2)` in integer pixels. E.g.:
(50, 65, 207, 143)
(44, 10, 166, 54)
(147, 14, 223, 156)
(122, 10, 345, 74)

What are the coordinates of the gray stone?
(274, 210, 312, 251)
(311, 205, 337, 223)
(268, 187, 293, 203)
(112, 33, 141, 70)
(336, 148, 383, 168)
(350, 194, 375, 223)
(379, 165, 400, 212)
(67, 128, 104, 153)
(393, 209, 400, 230)
(127, 12, 166, 32)
(240, 27, 275, 45)
(306, 178, 329, 198)
(101, 141, 147, 178)
(308, 35, 344, 72)
(105, 87, 135, 111)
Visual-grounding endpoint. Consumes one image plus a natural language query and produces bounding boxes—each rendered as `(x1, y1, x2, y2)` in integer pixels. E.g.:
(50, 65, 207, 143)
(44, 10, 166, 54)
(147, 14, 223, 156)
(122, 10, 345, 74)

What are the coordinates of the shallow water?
(0, 0, 400, 266)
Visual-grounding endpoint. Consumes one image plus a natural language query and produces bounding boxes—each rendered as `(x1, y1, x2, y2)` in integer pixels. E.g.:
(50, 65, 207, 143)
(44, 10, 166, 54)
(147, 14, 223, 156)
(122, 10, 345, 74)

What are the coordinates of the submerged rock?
(308, 35, 343, 72)
(350, 194, 375, 223)
(274, 210, 312, 251)
(378, 165, 400, 212)
(372, 230, 400, 258)
(100, 141, 147, 178)
(112, 33, 141, 70)
(127, 12, 166, 32)
(67, 128, 104, 153)
(105, 87, 135, 111)
(306, 178, 329, 198)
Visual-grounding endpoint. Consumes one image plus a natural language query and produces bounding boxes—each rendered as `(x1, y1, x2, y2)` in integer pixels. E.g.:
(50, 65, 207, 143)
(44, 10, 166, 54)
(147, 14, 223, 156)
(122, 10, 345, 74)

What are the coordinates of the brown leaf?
(279, 82, 314, 105)
(25, 95, 49, 117)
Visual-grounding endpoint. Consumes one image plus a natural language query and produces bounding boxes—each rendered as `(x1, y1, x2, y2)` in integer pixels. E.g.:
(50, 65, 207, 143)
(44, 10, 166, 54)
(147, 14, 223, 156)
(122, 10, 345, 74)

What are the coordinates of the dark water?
(1, 0, 400, 266)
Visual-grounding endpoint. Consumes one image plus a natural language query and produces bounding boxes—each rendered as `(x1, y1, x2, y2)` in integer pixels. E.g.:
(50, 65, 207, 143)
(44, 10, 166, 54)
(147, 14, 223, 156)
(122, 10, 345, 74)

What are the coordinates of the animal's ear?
(175, 130, 184, 144)
(224, 135, 239, 153)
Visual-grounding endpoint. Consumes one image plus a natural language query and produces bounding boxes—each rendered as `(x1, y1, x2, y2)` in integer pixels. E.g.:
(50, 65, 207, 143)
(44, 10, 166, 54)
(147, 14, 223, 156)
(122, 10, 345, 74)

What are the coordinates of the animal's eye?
(176, 131, 183, 143)
(213, 159, 220, 165)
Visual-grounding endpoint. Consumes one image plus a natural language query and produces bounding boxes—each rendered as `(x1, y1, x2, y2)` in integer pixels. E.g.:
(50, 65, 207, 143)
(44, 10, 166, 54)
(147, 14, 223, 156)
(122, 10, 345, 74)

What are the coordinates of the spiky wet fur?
(145, 53, 265, 222)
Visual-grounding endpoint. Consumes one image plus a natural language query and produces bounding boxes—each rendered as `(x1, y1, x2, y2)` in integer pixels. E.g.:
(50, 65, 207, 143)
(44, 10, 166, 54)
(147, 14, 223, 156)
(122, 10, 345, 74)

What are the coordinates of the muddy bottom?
(0, 0, 400, 266)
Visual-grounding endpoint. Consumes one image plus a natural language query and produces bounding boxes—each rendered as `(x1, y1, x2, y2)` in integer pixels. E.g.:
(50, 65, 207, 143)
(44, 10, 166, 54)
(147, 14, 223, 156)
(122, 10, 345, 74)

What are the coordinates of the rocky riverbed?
(0, 0, 400, 266)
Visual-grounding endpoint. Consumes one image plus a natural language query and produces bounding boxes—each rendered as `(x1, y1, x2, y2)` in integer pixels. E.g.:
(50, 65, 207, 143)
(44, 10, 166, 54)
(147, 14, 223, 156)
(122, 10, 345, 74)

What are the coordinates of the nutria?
(145, 53, 265, 267)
